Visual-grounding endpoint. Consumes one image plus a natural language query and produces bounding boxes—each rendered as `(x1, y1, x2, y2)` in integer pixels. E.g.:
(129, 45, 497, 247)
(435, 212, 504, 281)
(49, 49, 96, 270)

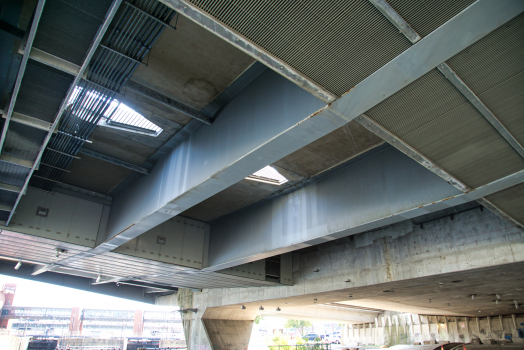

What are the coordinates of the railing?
(268, 344, 331, 350)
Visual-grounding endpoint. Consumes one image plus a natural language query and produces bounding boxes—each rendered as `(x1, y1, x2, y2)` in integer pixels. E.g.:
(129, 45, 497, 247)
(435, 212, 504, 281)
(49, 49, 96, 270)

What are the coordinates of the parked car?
(325, 332, 341, 344)
(302, 332, 322, 342)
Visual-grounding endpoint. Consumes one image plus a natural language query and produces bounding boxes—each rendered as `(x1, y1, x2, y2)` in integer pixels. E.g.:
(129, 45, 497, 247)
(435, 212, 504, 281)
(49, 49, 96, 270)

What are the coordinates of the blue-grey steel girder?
(35, 0, 524, 274)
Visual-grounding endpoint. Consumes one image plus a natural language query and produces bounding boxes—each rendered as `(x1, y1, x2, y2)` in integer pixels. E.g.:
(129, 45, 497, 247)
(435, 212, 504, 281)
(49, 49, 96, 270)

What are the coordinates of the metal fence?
(268, 344, 331, 350)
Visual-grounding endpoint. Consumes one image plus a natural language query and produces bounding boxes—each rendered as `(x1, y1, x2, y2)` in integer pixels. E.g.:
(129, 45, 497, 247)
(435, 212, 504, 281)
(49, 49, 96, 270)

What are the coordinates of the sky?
(0, 274, 177, 311)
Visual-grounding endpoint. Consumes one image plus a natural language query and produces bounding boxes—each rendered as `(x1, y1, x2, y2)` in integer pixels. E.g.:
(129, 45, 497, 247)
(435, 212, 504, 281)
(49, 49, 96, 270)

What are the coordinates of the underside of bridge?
(0, 0, 523, 348)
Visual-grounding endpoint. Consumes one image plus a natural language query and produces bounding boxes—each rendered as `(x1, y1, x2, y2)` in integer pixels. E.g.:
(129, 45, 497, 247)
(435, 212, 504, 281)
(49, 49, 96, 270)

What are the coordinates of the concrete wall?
(160, 208, 524, 350)
(344, 313, 524, 346)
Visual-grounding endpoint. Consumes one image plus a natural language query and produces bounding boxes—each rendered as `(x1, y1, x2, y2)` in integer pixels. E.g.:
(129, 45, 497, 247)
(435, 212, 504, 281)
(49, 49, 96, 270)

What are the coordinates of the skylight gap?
(68, 86, 163, 136)
(246, 165, 288, 185)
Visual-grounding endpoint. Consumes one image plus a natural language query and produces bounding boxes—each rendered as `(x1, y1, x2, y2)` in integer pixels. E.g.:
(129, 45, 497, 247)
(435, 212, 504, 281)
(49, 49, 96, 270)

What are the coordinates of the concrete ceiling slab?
(210, 262, 524, 318)
(181, 121, 384, 223)
(59, 154, 133, 195)
(86, 127, 161, 166)
(274, 121, 384, 178)
(120, 88, 193, 126)
(183, 179, 288, 223)
(130, 15, 255, 110)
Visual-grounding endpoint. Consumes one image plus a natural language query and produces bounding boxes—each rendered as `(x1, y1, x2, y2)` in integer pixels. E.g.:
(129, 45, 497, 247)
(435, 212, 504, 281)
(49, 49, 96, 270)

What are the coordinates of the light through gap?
(68, 86, 163, 136)
(246, 165, 288, 185)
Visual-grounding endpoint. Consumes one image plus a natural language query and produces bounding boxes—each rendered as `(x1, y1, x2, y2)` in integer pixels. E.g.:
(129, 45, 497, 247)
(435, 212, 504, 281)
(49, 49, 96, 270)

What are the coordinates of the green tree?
(284, 319, 312, 335)
(254, 315, 264, 324)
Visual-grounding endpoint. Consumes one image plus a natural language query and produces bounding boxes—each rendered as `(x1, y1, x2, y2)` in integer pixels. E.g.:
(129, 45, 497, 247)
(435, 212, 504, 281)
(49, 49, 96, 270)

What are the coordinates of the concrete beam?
(261, 304, 379, 324)
(194, 208, 524, 314)
(79, 148, 150, 175)
(125, 80, 213, 125)
(44, 0, 524, 270)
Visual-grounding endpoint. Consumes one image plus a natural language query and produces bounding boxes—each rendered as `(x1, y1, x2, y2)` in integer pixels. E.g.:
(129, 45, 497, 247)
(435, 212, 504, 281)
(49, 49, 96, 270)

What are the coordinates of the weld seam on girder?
(368, 0, 421, 43)
(476, 197, 524, 229)
(437, 63, 524, 159)
(355, 115, 470, 193)
(0, 0, 46, 153)
(157, 0, 337, 103)
(5, 0, 124, 226)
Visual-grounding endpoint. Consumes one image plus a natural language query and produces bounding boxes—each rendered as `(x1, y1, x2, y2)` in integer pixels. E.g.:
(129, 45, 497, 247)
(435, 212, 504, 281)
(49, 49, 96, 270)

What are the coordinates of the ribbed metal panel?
(147, 272, 274, 288)
(0, 162, 29, 187)
(14, 61, 73, 122)
(365, 68, 524, 189)
(444, 13, 524, 148)
(186, 0, 411, 96)
(4, 123, 47, 162)
(366, 69, 467, 137)
(387, 0, 476, 37)
(24, 60, 73, 93)
(479, 72, 524, 147)
(486, 184, 524, 225)
(0, 230, 89, 264)
(401, 102, 524, 189)
(62, 0, 113, 21)
(65, 251, 273, 288)
(33, 0, 113, 65)
(447, 13, 524, 95)
(0, 191, 17, 208)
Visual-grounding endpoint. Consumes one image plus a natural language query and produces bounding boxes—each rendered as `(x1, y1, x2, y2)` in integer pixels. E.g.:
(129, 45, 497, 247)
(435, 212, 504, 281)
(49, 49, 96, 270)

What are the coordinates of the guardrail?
(267, 344, 331, 350)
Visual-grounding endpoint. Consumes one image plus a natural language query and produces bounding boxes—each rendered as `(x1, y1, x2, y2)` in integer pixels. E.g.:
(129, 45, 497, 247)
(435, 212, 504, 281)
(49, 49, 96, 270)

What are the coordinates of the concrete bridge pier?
(157, 207, 524, 350)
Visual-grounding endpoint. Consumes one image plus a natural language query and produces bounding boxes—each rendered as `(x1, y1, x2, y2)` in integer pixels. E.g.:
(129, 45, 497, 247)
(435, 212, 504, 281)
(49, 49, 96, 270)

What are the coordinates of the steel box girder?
(42, 0, 524, 272)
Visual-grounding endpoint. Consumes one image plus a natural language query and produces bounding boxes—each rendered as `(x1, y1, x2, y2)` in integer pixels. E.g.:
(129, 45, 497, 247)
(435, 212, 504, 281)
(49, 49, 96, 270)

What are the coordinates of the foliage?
(284, 319, 312, 335)
(254, 315, 264, 324)
(266, 334, 293, 350)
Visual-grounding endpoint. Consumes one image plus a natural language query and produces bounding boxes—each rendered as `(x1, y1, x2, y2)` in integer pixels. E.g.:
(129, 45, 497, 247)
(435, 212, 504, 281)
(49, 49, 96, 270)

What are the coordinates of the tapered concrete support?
(202, 319, 254, 350)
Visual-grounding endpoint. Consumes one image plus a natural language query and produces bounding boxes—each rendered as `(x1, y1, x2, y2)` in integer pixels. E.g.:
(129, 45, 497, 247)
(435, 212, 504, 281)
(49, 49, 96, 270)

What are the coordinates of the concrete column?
(133, 309, 144, 336)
